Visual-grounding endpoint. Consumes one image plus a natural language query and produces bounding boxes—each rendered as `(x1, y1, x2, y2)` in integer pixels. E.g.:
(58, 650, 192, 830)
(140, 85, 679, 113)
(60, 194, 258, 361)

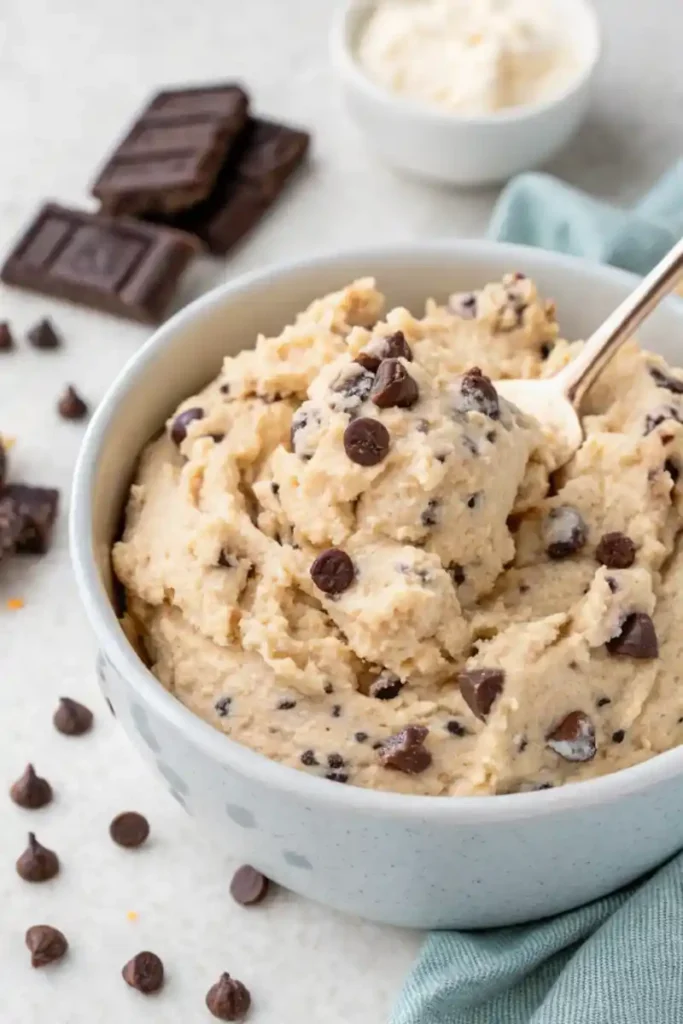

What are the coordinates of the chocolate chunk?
(1, 203, 198, 325)
(371, 358, 419, 409)
(546, 711, 596, 762)
(27, 318, 61, 349)
(151, 117, 310, 255)
(53, 696, 94, 736)
(92, 84, 249, 217)
(25, 925, 68, 968)
(458, 667, 504, 720)
(109, 812, 150, 848)
(170, 406, 204, 444)
(447, 562, 466, 586)
(449, 292, 478, 319)
(300, 749, 318, 766)
(10, 764, 53, 809)
(122, 951, 165, 994)
(230, 865, 269, 906)
(369, 672, 403, 700)
(57, 385, 89, 421)
(612, 729, 626, 743)
(0, 321, 15, 350)
(595, 532, 636, 569)
(454, 367, 500, 420)
(379, 725, 432, 774)
(650, 365, 683, 394)
(543, 505, 587, 559)
(206, 973, 251, 1021)
(606, 612, 659, 659)
(446, 719, 467, 736)
(0, 485, 59, 554)
(310, 548, 355, 595)
(16, 832, 59, 882)
(343, 417, 390, 466)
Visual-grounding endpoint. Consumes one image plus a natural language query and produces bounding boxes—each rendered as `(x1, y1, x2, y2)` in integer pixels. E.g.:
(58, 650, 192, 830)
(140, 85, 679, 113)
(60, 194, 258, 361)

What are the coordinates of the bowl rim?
(71, 238, 683, 826)
(330, 0, 602, 127)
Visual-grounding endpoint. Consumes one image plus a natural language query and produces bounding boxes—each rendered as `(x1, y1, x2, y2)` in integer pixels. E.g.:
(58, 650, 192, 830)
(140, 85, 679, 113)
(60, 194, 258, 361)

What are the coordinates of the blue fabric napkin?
(391, 164, 683, 1024)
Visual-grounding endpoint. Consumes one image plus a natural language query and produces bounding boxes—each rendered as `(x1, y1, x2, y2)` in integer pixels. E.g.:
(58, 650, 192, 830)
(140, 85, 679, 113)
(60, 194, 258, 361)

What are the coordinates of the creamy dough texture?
(113, 273, 683, 796)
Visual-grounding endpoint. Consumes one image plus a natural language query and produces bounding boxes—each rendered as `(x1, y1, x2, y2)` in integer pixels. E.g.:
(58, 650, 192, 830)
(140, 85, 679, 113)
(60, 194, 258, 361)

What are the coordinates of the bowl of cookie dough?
(71, 242, 683, 929)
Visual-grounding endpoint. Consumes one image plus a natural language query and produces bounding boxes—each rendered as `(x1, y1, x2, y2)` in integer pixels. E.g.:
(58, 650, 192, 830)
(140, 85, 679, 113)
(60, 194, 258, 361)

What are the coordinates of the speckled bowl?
(71, 242, 683, 929)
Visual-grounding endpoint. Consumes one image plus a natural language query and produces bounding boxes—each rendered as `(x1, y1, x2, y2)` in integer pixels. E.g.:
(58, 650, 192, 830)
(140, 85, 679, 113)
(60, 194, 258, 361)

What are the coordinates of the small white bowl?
(331, 0, 602, 186)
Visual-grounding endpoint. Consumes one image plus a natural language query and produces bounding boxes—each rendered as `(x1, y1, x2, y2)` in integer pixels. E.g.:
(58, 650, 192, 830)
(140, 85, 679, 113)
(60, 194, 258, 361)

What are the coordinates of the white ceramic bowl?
(331, 0, 602, 186)
(71, 242, 683, 930)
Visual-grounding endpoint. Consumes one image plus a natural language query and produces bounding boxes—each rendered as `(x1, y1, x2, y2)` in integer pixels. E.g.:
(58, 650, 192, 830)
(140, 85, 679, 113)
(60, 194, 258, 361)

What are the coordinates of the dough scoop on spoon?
(497, 237, 683, 469)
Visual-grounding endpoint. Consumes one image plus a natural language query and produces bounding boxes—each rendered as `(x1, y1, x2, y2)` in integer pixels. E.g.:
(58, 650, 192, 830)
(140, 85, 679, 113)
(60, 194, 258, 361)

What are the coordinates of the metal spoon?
(497, 237, 683, 468)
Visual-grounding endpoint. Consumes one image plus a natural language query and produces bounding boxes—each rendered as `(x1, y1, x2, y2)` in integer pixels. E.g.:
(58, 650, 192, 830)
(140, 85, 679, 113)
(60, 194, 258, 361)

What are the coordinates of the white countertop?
(0, 1, 681, 1021)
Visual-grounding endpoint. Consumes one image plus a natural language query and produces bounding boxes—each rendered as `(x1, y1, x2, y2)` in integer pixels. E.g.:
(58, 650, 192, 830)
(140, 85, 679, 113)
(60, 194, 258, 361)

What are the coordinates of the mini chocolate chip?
(612, 729, 626, 744)
(354, 731, 368, 743)
(170, 406, 204, 445)
(369, 672, 403, 700)
(371, 358, 419, 409)
(57, 385, 89, 421)
(326, 771, 349, 783)
(16, 832, 59, 882)
(230, 865, 270, 906)
(466, 492, 480, 509)
(343, 417, 390, 466)
(649, 365, 683, 394)
(379, 725, 432, 774)
(543, 505, 587, 559)
(449, 292, 478, 319)
(546, 711, 596, 762)
(277, 699, 297, 710)
(540, 342, 553, 360)
(665, 458, 680, 482)
(447, 562, 466, 586)
(0, 321, 15, 350)
(595, 532, 636, 569)
(271, 481, 280, 495)
(486, 430, 497, 443)
(300, 749, 318, 766)
(10, 764, 52, 809)
(53, 697, 93, 736)
(215, 696, 232, 717)
(454, 367, 500, 420)
(310, 548, 355, 595)
(220, 382, 231, 395)
(458, 668, 504, 720)
(28, 318, 61, 349)
(323, 682, 334, 695)
(327, 753, 345, 769)
(109, 812, 150, 849)
(25, 925, 68, 968)
(606, 576, 618, 593)
(416, 419, 430, 433)
(122, 951, 164, 994)
(372, 741, 384, 750)
(606, 612, 659, 659)
(518, 736, 528, 752)
(331, 704, 342, 717)
(596, 697, 611, 708)
(519, 583, 530, 593)
(446, 719, 466, 736)
(206, 973, 251, 1020)
(421, 499, 439, 527)
(209, 432, 225, 443)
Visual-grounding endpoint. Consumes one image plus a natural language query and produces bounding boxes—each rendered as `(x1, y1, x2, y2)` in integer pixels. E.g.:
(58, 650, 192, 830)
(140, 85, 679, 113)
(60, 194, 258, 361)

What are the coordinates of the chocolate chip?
(595, 532, 636, 569)
(371, 358, 419, 409)
(10, 764, 53, 809)
(0, 321, 15, 350)
(447, 562, 466, 586)
(540, 342, 553, 360)
(606, 612, 659, 659)
(1, 484, 59, 554)
(665, 458, 680, 483)
(649, 365, 683, 394)
(53, 696, 93, 736)
(486, 430, 497, 443)
(57, 385, 89, 421)
(384, 330, 413, 361)
(323, 682, 334, 695)
(458, 668, 504, 720)
(543, 505, 587, 559)
(466, 492, 480, 509)
(109, 812, 150, 849)
(379, 725, 432, 774)
(230, 865, 270, 906)
(596, 696, 611, 708)
(354, 731, 368, 743)
(454, 367, 500, 420)
(27, 318, 61, 349)
(369, 672, 403, 700)
(170, 406, 204, 445)
(215, 696, 232, 717)
(612, 729, 626, 744)
(421, 499, 439, 527)
(220, 382, 231, 395)
(271, 481, 280, 495)
(206, 973, 251, 1020)
(16, 832, 59, 882)
(277, 699, 297, 710)
(331, 704, 342, 717)
(546, 711, 596, 762)
(449, 292, 478, 319)
(209, 432, 225, 443)
(343, 416, 390, 466)
(300, 749, 318, 766)
(326, 771, 349, 783)
(332, 366, 375, 404)
(446, 719, 466, 736)
(25, 925, 68, 968)
(310, 548, 355, 595)
(122, 951, 164, 994)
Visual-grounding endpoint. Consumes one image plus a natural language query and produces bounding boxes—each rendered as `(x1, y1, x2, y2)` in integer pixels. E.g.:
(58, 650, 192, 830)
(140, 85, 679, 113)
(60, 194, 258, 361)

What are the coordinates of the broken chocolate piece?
(25, 925, 68, 968)
(16, 832, 59, 882)
(0, 485, 59, 555)
(606, 612, 659, 659)
(547, 711, 596, 762)
(122, 951, 165, 994)
(57, 385, 89, 421)
(10, 764, 53, 809)
(310, 548, 355, 595)
(379, 725, 432, 774)
(543, 505, 587, 559)
(371, 358, 419, 409)
(458, 667, 504, 720)
(206, 973, 251, 1021)
(343, 417, 390, 466)
(453, 367, 500, 420)
(595, 532, 636, 569)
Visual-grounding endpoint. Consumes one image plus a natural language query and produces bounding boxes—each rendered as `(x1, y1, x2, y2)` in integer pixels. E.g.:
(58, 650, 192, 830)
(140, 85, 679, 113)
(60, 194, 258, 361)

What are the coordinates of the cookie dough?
(113, 273, 683, 796)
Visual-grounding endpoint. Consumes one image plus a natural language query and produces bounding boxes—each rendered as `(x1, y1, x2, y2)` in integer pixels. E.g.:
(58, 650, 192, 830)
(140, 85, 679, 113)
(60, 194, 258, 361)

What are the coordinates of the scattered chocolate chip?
(1, 484, 59, 554)
(16, 832, 59, 882)
(354, 731, 368, 743)
(122, 951, 164, 994)
(10, 764, 52, 809)
(310, 548, 355, 595)
(612, 729, 626, 744)
(606, 612, 659, 659)
(206, 973, 251, 1020)
(331, 704, 342, 717)
(343, 417, 390, 466)
(215, 696, 232, 717)
(379, 725, 432, 774)
(449, 292, 477, 319)
(27, 318, 61, 350)
(596, 696, 611, 708)
(447, 562, 466, 586)
(446, 719, 466, 736)
(326, 771, 348, 783)
(300, 749, 318, 766)
(371, 358, 419, 409)
(595, 531, 636, 569)
(458, 668, 504, 720)
(109, 812, 150, 849)
(665, 458, 680, 483)
(277, 699, 297, 710)
(454, 367, 500, 420)
(0, 321, 15, 350)
(543, 505, 587, 559)
(25, 925, 68, 968)
(230, 865, 269, 906)
(369, 672, 403, 700)
(421, 499, 439, 527)
(57, 385, 89, 421)
(53, 697, 93, 736)
(649, 365, 683, 394)
(546, 711, 596, 762)
(170, 406, 204, 445)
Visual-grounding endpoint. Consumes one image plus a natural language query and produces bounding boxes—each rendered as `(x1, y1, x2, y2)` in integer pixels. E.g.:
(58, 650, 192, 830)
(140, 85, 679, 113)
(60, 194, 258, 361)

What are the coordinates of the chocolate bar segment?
(1, 203, 198, 324)
(150, 118, 310, 255)
(91, 83, 249, 217)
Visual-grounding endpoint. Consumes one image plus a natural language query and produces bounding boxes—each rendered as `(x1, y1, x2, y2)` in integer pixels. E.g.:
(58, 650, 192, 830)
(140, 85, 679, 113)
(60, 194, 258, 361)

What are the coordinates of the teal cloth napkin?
(391, 164, 683, 1024)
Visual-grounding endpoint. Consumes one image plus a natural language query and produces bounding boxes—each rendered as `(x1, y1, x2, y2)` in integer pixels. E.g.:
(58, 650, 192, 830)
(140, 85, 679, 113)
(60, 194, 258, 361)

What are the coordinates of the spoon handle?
(558, 236, 683, 408)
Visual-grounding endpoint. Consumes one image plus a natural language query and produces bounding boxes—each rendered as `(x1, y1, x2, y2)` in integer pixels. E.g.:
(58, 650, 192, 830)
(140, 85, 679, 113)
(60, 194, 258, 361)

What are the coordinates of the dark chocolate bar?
(91, 83, 249, 217)
(150, 118, 310, 255)
(1, 203, 199, 324)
